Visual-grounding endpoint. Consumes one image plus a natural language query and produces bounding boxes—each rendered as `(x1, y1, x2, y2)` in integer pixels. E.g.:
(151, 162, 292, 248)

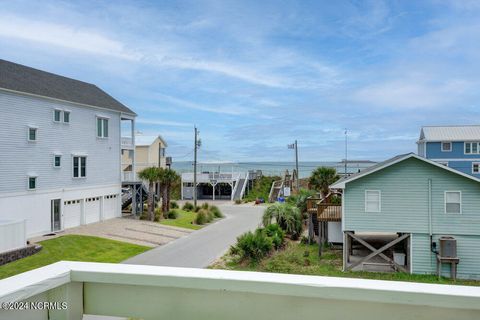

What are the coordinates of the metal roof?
(0, 59, 135, 115)
(330, 153, 480, 189)
(419, 125, 480, 142)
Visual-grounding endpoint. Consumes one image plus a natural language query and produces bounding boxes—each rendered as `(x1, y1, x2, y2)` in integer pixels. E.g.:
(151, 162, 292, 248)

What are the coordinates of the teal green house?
(330, 153, 480, 279)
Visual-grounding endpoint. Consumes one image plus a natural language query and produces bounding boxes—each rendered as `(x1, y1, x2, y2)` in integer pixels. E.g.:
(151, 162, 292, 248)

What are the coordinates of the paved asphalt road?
(123, 204, 264, 268)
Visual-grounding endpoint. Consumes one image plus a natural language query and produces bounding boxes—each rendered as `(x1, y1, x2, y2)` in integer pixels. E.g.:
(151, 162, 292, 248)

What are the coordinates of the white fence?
(0, 220, 26, 253)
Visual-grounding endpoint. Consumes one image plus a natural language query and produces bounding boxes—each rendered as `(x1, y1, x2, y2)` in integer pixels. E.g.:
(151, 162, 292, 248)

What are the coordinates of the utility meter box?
(439, 236, 457, 258)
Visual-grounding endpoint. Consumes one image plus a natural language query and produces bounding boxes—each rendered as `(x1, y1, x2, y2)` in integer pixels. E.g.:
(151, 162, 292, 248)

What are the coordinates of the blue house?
(417, 125, 480, 177)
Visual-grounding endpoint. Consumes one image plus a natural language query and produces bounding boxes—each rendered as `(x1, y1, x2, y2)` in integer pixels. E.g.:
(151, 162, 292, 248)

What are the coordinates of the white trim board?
(330, 153, 480, 189)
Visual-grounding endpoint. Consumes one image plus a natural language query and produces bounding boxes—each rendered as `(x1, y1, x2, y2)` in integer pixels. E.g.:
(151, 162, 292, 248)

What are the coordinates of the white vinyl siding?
(0, 90, 121, 193)
(445, 191, 462, 214)
(365, 190, 381, 212)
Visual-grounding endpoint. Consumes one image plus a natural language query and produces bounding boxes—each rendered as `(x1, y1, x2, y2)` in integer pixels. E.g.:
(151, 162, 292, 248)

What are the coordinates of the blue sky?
(1, 0, 480, 162)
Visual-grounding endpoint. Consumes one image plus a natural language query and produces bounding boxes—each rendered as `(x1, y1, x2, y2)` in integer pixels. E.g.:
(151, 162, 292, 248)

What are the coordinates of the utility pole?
(295, 140, 299, 191)
(344, 129, 348, 177)
(193, 126, 199, 207)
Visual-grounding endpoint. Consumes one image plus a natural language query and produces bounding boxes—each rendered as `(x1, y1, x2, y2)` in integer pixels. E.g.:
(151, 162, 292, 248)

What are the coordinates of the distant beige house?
(122, 134, 169, 181)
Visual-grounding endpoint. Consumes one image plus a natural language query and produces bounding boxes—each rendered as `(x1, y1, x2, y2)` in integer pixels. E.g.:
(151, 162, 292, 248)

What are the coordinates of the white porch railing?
(121, 137, 134, 149)
(1, 261, 480, 320)
(122, 171, 138, 182)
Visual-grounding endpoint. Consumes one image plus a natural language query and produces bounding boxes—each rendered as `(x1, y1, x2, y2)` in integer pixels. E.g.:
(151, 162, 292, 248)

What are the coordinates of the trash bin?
(278, 197, 285, 203)
(393, 252, 406, 266)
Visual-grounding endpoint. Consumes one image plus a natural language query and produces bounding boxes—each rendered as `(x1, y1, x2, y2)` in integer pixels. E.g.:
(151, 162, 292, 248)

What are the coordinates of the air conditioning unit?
(439, 236, 457, 258)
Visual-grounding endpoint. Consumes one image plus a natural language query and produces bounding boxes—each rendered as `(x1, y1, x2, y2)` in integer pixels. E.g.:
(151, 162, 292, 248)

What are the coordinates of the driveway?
(30, 218, 193, 247)
(123, 203, 264, 268)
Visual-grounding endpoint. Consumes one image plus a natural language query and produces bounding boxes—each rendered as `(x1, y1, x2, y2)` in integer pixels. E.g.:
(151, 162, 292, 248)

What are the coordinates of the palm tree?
(138, 167, 160, 221)
(158, 168, 180, 213)
(262, 203, 302, 239)
(309, 167, 340, 198)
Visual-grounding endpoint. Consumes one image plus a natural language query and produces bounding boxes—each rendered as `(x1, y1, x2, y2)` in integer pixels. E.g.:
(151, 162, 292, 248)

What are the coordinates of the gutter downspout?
(428, 179, 438, 255)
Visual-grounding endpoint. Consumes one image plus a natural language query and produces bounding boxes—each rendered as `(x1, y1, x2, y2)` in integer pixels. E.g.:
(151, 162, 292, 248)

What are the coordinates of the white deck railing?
(1, 261, 480, 320)
(121, 137, 134, 149)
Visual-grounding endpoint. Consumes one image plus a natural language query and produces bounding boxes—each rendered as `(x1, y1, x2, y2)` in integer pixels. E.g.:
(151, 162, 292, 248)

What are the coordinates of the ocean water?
(171, 161, 375, 178)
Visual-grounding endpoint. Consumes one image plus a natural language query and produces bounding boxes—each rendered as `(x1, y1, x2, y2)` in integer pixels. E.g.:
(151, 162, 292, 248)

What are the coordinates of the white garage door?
(85, 197, 101, 224)
(103, 194, 118, 220)
(64, 199, 82, 229)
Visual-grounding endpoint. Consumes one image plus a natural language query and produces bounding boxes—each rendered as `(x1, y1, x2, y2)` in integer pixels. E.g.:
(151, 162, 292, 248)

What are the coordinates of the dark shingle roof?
(0, 59, 135, 115)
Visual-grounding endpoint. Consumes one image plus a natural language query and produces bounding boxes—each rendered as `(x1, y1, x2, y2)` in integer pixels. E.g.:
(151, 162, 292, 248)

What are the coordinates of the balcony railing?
(122, 171, 138, 182)
(121, 137, 134, 149)
(1, 261, 479, 320)
(306, 197, 342, 221)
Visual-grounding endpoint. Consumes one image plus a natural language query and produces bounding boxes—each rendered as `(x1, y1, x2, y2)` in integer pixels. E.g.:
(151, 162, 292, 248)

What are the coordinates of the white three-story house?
(0, 59, 136, 239)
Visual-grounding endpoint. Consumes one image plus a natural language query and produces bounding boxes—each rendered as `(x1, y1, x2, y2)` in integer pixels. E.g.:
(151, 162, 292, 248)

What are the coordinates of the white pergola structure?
(1, 261, 480, 319)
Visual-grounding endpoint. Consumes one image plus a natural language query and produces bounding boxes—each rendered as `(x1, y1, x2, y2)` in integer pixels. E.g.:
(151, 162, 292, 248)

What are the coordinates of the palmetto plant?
(158, 168, 180, 213)
(262, 203, 302, 239)
(138, 167, 161, 221)
(309, 167, 340, 198)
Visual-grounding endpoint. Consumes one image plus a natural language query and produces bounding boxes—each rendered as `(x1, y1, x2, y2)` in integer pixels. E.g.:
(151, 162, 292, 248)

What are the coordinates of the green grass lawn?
(0, 235, 150, 280)
(159, 209, 202, 230)
(212, 240, 480, 286)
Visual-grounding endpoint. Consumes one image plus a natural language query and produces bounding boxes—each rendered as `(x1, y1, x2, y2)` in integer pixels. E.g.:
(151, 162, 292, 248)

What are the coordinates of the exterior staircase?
(232, 178, 246, 200)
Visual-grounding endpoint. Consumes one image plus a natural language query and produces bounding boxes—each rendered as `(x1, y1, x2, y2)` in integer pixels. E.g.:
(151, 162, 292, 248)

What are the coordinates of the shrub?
(206, 210, 215, 223)
(262, 203, 302, 240)
(235, 199, 242, 205)
(166, 210, 179, 219)
(170, 201, 179, 209)
(201, 203, 209, 210)
(265, 224, 285, 249)
(154, 207, 163, 221)
(194, 206, 201, 212)
(210, 205, 223, 218)
(195, 210, 208, 225)
(233, 229, 273, 261)
(182, 202, 194, 211)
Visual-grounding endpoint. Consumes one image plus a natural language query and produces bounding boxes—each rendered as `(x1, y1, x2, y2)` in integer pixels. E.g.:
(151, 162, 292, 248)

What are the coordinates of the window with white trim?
(441, 142, 452, 152)
(73, 156, 87, 178)
(465, 142, 480, 154)
(63, 111, 70, 123)
(28, 127, 37, 141)
(54, 155, 61, 168)
(54, 109, 62, 122)
(473, 163, 480, 174)
(96, 117, 109, 138)
(445, 191, 461, 214)
(365, 190, 381, 212)
(28, 176, 37, 190)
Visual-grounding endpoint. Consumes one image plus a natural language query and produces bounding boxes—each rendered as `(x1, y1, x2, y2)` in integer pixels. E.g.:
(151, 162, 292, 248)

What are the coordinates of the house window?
(465, 142, 480, 154)
(54, 109, 61, 122)
(473, 163, 480, 174)
(97, 117, 109, 138)
(28, 127, 37, 141)
(28, 176, 37, 190)
(64, 111, 70, 123)
(445, 191, 462, 214)
(441, 142, 452, 152)
(365, 190, 381, 212)
(73, 156, 87, 178)
(54, 155, 61, 168)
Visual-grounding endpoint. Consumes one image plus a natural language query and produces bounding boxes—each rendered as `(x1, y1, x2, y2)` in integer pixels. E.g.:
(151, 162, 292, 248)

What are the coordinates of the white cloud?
(136, 118, 192, 127)
(0, 14, 140, 60)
